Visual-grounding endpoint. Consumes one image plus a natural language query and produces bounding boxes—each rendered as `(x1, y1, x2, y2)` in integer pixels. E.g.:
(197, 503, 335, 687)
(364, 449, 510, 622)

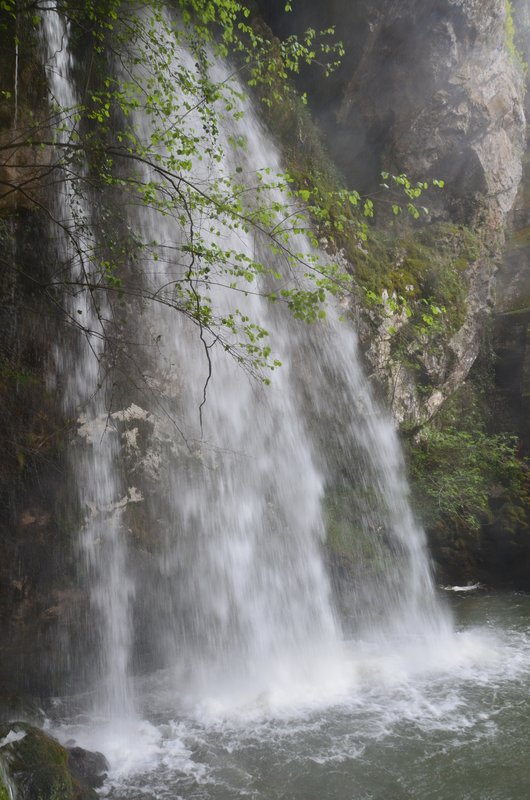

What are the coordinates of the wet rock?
(67, 746, 109, 789)
(0, 722, 102, 800)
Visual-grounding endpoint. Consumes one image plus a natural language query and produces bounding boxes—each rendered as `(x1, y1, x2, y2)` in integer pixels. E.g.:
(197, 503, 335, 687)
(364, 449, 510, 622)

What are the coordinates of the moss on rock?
(0, 775, 10, 800)
(0, 723, 98, 800)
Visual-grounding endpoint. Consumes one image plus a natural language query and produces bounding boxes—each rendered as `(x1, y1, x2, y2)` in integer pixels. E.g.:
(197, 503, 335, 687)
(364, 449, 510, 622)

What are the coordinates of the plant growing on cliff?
(407, 361, 530, 545)
(409, 425, 525, 532)
(505, 0, 528, 76)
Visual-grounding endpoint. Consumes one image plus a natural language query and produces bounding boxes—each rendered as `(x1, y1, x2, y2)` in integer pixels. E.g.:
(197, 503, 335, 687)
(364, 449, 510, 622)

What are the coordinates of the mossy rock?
(0, 723, 98, 800)
(352, 222, 472, 332)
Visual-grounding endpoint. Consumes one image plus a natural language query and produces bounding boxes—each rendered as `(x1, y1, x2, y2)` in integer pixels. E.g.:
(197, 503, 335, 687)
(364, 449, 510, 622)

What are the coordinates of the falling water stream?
(42, 6, 136, 719)
(39, 5, 530, 799)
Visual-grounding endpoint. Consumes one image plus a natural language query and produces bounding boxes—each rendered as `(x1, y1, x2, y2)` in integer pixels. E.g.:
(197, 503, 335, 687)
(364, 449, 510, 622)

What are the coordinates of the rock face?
(339, 0, 525, 225)
(337, 0, 526, 423)
(261, 0, 527, 424)
(494, 152, 530, 456)
(490, 0, 530, 460)
(362, 229, 503, 426)
(66, 746, 109, 790)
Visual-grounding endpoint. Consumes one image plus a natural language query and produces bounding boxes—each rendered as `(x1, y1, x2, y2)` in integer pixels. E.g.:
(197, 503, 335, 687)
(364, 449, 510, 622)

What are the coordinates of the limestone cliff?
(339, 0, 526, 424)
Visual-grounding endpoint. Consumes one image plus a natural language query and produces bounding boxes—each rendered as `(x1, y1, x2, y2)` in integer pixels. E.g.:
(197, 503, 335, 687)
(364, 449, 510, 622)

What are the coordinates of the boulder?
(67, 746, 108, 790)
(0, 722, 106, 800)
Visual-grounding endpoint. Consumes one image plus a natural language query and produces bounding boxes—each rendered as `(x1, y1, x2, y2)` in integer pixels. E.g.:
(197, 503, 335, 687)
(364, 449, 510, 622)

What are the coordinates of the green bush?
(408, 425, 527, 532)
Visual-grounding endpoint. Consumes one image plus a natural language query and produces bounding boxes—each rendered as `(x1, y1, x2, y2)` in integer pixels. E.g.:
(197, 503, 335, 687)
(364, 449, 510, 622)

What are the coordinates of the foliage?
(252, 64, 449, 339)
(407, 382, 530, 538)
(409, 425, 525, 532)
(2, 0, 344, 377)
(0, 0, 440, 389)
(354, 222, 476, 357)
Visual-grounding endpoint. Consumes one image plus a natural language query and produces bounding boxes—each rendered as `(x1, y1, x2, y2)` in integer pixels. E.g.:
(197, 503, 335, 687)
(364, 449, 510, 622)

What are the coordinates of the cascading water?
(41, 1, 452, 717)
(42, 6, 135, 719)
(123, 69, 452, 715)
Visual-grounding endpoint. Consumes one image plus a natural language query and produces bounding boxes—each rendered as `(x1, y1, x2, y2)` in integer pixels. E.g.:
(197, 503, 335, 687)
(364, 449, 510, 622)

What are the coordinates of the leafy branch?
(1, 0, 445, 390)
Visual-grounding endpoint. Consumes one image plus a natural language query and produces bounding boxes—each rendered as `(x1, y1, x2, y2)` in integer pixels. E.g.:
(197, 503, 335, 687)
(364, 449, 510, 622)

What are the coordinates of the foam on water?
(51, 619, 529, 800)
(48, 600, 530, 791)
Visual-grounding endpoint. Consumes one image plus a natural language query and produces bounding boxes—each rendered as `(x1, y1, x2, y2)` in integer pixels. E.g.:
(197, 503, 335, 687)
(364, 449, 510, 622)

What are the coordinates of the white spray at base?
(39, 2, 460, 761)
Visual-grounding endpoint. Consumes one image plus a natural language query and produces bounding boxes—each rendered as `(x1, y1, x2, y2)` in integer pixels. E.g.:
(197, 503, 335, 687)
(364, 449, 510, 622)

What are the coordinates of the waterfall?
(41, 3, 451, 721)
(42, 6, 135, 717)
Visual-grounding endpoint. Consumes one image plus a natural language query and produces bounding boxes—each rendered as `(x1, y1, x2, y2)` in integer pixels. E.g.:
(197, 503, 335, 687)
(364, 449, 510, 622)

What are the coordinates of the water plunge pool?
(48, 591, 530, 800)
